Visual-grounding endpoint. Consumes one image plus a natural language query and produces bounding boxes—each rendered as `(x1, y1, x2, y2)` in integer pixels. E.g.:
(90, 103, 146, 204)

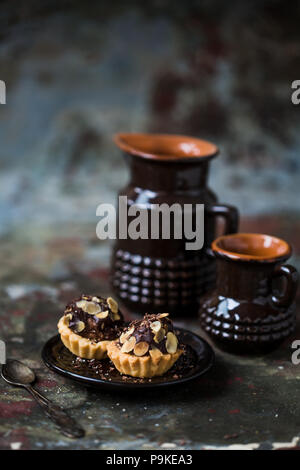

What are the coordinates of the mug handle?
(271, 264, 298, 308)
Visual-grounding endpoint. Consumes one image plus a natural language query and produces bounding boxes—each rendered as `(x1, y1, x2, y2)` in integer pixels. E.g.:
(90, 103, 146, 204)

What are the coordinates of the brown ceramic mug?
(111, 133, 239, 317)
(199, 233, 298, 353)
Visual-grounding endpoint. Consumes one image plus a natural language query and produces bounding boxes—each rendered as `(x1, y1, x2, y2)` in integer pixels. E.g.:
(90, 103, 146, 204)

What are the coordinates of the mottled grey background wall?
(0, 1, 299, 265)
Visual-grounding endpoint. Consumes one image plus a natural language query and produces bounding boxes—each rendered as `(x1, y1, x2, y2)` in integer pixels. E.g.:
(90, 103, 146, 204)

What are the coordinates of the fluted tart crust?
(107, 313, 183, 378)
(58, 315, 110, 359)
(58, 294, 124, 359)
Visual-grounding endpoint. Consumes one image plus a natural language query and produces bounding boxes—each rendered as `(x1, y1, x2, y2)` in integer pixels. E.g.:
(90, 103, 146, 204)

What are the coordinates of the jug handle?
(271, 264, 298, 308)
(206, 204, 239, 235)
(205, 204, 239, 257)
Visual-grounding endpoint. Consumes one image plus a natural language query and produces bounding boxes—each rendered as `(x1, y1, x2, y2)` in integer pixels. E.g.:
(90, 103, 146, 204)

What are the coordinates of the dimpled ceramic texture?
(112, 133, 239, 317)
(199, 233, 299, 354)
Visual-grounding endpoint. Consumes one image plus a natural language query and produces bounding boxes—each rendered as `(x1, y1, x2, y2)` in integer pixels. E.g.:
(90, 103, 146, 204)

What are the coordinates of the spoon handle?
(26, 385, 85, 438)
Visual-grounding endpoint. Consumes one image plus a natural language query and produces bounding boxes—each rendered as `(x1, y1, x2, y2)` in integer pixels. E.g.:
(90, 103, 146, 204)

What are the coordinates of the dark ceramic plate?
(41, 328, 214, 390)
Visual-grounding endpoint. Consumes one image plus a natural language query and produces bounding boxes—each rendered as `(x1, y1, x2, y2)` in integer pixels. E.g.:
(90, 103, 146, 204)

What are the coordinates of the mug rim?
(212, 233, 292, 263)
(114, 133, 219, 162)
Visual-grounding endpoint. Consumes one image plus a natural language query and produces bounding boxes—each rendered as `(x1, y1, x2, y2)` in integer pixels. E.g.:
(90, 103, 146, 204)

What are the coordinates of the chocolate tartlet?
(58, 295, 124, 359)
(107, 313, 183, 378)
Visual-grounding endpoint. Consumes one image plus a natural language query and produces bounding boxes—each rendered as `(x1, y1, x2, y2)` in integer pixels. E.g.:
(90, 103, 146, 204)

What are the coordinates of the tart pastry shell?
(58, 316, 110, 359)
(107, 341, 183, 378)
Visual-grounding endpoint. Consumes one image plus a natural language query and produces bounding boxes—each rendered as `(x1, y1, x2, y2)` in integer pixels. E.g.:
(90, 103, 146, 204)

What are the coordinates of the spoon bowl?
(2, 359, 35, 386)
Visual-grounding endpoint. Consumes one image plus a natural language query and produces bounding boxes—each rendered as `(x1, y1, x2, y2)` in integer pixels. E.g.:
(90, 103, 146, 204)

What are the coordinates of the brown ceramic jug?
(111, 133, 239, 317)
(199, 233, 299, 353)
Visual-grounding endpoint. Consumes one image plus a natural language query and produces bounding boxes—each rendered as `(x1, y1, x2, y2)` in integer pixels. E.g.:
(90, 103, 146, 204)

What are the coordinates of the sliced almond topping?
(77, 299, 102, 315)
(119, 332, 127, 344)
(85, 301, 101, 315)
(154, 327, 165, 344)
(125, 325, 135, 336)
(92, 296, 100, 303)
(121, 336, 136, 353)
(166, 331, 178, 354)
(64, 313, 73, 325)
(96, 310, 109, 319)
(113, 313, 121, 321)
(107, 297, 118, 314)
(75, 321, 85, 333)
(120, 326, 134, 343)
(149, 346, 162, 361)
(120, 328, 134, 344)
(76, 300, 87, 310)
(134, 341, 149, 357)
(150, 320, 161, 334)
(158, 313, 169, 318)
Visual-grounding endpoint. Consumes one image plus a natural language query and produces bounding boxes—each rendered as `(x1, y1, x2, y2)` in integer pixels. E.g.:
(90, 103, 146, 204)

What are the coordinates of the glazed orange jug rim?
(212, 233, 291, 262)
(114, 133, 219, 161)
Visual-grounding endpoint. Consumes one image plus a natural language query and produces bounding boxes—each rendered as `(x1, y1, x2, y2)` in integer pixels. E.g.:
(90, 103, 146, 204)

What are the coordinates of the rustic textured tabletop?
(0, 217, 299, 451)
(0, 0, 300, 451)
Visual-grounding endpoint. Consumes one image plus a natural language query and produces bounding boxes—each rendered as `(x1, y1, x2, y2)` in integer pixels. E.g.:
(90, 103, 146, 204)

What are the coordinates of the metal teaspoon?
(1, 359, 85, 438)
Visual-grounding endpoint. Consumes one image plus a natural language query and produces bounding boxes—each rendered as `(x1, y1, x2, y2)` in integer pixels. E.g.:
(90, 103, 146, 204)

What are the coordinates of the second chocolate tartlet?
(107, 313, 183, 378)
(58, 294, 124, 359)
